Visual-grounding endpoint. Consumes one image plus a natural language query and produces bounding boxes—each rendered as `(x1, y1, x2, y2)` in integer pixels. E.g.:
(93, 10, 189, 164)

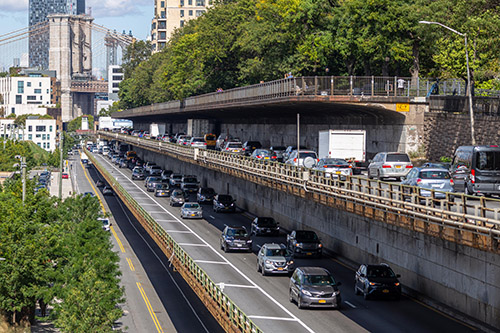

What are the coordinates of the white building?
(25, 118, 56, 152)
(0, 76, 54, 117)
(108, 65, 123, 95)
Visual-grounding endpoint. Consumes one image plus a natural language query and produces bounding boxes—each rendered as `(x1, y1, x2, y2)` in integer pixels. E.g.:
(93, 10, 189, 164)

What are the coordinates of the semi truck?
(318, 130, 366, 174)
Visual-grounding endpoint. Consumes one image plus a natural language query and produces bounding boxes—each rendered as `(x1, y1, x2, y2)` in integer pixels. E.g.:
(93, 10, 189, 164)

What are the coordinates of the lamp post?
(419, 21, 475, 145)
(14, 155, 26, 204)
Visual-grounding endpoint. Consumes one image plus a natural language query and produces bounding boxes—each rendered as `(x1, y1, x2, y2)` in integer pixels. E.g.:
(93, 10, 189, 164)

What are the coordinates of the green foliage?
(0, 140, 55, 171)
(122, 40, 153, 79)
(67, 115, 94, 132)
(440, 156, 452, 162)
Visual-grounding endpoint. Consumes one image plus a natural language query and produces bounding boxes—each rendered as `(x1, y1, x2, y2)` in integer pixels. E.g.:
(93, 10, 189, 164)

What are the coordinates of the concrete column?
(187, 119, 212, 137)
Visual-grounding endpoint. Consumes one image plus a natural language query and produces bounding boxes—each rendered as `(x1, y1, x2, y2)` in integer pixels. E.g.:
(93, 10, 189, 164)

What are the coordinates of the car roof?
(298, 266, 330, 275)
(416, 167, 449, 171)
(263, 243, 285, 250)
(227, 225, 246, 230)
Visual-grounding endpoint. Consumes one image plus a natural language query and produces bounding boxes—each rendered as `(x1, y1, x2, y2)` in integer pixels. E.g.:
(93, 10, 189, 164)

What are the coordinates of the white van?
(102, 146, 110, 156)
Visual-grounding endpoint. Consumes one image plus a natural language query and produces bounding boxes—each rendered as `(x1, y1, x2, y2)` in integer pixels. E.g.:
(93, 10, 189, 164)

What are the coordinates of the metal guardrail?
(86, 148, 262, 333)
(100, 132, 500, 247)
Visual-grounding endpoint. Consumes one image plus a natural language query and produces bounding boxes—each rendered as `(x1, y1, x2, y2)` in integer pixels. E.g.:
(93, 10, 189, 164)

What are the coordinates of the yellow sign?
(396, 103, 410, 112)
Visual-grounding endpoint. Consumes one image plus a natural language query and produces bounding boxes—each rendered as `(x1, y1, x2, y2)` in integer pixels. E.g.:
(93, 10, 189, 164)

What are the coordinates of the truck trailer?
(318, 130, 366, 174)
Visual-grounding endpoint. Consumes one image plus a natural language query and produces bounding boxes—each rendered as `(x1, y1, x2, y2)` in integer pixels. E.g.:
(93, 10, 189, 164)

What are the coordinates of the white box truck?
(318, 130, 366, 174)
(150, 123, 166, 138)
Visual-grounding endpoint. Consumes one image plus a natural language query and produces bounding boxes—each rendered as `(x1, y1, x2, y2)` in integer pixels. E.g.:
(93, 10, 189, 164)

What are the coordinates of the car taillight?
(406, 165, 413, 169)
(191, 142, 194, 145)
(226, 148, 229, 151)
(490, 145, 498, 147)
(271, 156, 277, 159)
(382, 165, 391, 168)
(204, 143, 206, 145)
(242, 148, 246, 151)
(471, 169, 475, 183)
(256, 155, 261, 158)
(294, 158, 297, 162)
(450, 179, 454, 185)
(323, 165, 328, 168)
(416, 178, 422, 184)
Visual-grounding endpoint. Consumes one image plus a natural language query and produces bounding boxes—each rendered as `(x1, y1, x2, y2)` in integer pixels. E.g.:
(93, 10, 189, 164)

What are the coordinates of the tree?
(122, 40, 153, 79)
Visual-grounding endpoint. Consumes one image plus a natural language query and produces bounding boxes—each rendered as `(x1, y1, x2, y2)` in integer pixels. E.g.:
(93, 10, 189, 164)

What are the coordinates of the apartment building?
(0, 76, 54, 117)
(0, 117, 56, 152)
(151, 0, 211, 52)
(108, 65, 124, 95)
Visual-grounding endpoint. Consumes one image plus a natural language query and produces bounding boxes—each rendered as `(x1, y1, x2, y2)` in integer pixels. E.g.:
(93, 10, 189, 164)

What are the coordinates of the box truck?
(150, 123, 166, 138)
(318, 130, 366, 174)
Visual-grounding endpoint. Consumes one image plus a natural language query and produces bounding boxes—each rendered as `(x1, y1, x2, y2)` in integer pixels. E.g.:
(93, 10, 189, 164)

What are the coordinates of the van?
(450, 145, 500, 196)
(204, 133, 217, 148)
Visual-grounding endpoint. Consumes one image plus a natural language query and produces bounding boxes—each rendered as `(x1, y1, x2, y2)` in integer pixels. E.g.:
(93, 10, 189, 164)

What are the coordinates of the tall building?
(29, 0, 86, 69)
(150, 0, 211, 53)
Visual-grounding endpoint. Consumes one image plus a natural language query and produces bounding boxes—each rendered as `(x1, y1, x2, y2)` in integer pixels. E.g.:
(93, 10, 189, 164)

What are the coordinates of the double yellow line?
(80, 155, 164, 333)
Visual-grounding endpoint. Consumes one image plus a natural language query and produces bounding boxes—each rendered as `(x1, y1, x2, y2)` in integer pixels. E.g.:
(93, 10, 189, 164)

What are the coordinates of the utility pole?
(59, 132, 63, 199)
(297, 113, 300, 165)
(21, 156, 26, 205)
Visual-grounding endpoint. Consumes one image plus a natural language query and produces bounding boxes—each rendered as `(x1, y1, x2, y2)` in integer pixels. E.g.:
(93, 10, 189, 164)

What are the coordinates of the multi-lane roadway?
(89, 151, 479, 333)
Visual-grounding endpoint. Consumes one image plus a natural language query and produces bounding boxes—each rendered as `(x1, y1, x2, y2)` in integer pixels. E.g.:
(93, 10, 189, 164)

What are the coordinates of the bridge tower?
(48, 14, 94, 122)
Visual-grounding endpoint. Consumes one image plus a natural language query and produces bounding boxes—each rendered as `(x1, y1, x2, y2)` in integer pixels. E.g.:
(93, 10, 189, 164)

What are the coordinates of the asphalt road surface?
(89, 152, 480, 333)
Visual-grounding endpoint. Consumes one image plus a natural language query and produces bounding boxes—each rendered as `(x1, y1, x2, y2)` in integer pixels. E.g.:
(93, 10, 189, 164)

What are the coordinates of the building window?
(11, 108, 15, 114)
(43, 142, 46, 149)
(47, 134, 50, 140)
(188, 0, 192, 5)
(42, 134, 46, 140)
(19, 134, 22, 140)
(196, 0, 205, 5)
(16, 95, 22, 104)
(161, 1, 165, 7)
(37, 143, 41, 147)
(158, 21, 166, 29)
(36, 134, 41, 138)
(196, 10, 205, 16)
(28, 134, 32, 140)
(180, 0, 184, 6)
(34, 89, 41, 94)
(27, 82, 31, 87)
(159, 32, 166, 40)
(39, 82, 42, 87)
(180, 10, 184, 17)
(47, 142, 50, 149)
(17, 81, 24, 93)
(152, 22, 156, 30)
(27, 96, 36, 101)
(189, 10, 193, 15)
(49, 125, 52, 132)
(180, 20, 185, 27)
(36, 126, 46, 132)
(28, 126, 32, 132)
(161, 11, 166, 18)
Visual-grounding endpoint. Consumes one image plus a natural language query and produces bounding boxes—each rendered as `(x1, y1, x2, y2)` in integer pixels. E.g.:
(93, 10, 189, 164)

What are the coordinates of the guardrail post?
(350, 76, 353, 96)
(331, 76, 334, 95)
(314, 76, 318, 95)
(371, 76, 374, 96)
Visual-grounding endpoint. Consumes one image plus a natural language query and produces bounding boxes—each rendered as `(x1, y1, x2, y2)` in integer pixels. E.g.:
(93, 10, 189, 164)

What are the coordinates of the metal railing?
(100, 132, 500, 248)
(86, 149, 262, 333)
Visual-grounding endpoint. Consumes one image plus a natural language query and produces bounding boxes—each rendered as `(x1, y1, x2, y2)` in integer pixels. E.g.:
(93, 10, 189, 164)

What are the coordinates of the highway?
(70, 153, 224, 333)
(90, 151, 479, 333)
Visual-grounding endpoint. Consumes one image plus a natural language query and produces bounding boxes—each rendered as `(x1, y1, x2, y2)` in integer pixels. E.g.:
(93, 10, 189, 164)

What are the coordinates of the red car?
(62, 173, 69, 179)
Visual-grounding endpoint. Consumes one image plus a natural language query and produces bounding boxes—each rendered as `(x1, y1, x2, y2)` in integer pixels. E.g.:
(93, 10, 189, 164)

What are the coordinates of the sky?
(0, 0, 154, 71)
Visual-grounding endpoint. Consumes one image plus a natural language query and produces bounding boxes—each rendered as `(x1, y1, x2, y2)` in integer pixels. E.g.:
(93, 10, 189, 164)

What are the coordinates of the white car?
(98, 218, 111, 231)
(312, 158, 353, 180)
(285, 150, 318, 168)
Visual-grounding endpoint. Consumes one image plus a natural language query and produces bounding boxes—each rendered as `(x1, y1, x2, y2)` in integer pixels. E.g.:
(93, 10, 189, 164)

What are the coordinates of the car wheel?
(289, 290, 294, 303)
(297, 296, 305, 309)
(354, 284, 360, 295)
(367, 170, 373, 179)
(377, 170, 383, 181)
(261, 265, 267, 276)
(363, 289, 370, 300)
(465, 183, 474, 196)
(257, 262, 261, 272)
(223, 243, 228, 253)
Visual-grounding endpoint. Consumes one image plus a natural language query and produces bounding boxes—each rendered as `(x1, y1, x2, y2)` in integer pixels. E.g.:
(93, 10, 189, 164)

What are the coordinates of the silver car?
(367, 152, 413, 181)
(257, 243, 294, 276)
(285, 150, 318, 168)
(312, 158, 352, 180)
(169, 173, 183, 187)
(170, 189, 187, 206)
(401, 167, 454, 201)
(223, 142, 244, 154)
(289, 267, 342, 309)
(188, 137, 207, 149)
(180, 202, 203, 219)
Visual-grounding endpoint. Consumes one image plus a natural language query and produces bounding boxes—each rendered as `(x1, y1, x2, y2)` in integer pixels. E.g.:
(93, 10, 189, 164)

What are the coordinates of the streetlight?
(14, 155, 26, 204)
(419, 21, 475, 145)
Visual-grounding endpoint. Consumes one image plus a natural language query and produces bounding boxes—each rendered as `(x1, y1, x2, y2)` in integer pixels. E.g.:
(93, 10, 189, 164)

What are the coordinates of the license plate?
(336, 171, 341, 174)
(306, 252, 312, 256)
(191, 214, 196, 216)
(382, 289, 389, 293)
(266, 229, 271, 233)
(277, 268, 283, 271)
(237, 244, 242, 247)
(264, 157, 269, 159)
(318, 300, 326, 304)
(234, 150, 240, 152)
(395, 165, 402, 169)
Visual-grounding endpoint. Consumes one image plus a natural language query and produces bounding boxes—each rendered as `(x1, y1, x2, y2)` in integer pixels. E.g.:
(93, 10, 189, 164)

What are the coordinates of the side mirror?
(401, 176, 406, 180)
(396, 274, 401, 278)
(368, 159, 373, 163)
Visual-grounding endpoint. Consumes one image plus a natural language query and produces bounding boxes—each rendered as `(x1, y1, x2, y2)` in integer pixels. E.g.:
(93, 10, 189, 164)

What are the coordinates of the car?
(170, 189, 188, 206)
(251, 217, 280, 236)
(289, 267, 342, 309)
(401, 167, 455, 202)
(146, 177, 164, 192)
(169, 173, 183, 187)
(131, 167, 146, 180)
(204, 133, 217, 148)
(197, 187, 216, 203)
(95, 179, 105, 187)
(102, 185, 114, 196)
(155, 183, 172, 197)
(367, 152, 413, 181)
(213, 194, 236, 212)
(180, 202, 203, 219)
(257, 243, 294, 275)
(144, 162, 157, 173)
(285, 150, 319, 168)
(283, 145, 308, 162)
(177, 135, 192, 145)
(188, 137, 207, 149)
(161, 169, 173, 181)
(251, 149, 278, 162)
(98, 217, 111, 231)
(144, 175, 158, 187)
(270, 146, 287, 162)
(421, 162, 451, 169)
(354, 263, 401, 300)
(181, 175, 199, 193)
(119, 159, 128, 168)
(223, 142, 244, 154)
(149, 165, 163, 176)
(287, 230, 322, 258)
(83, 192, 95, 197)
(242, 141, 262, 156)
(62, 173, 69, 179)
(312, 158, 353, 180)
(220, 225, 252, 252)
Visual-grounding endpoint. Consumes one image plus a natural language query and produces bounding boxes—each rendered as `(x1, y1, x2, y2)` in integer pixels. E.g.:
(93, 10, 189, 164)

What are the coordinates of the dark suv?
(213, 194, 236, 212)
(354, 263, 401, 300)
(220, 225, 252, 252)
(242, 141, 262, 156)
(251, 217, 280, 236)
(289, 267, 342, 309)
(287, 230, 322, 257)
(197, 187, 216, 203)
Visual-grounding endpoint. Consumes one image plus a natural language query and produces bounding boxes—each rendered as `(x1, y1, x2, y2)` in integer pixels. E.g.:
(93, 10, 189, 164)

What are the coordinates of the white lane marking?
(148, 211, 169, 214)
(194, 260, 229, 265)
(165, 230, 192, 233)
(247, 315, 298, 322)
(216, 283, 257, 289)
(256, 244, 262, 249)
(138, 203, 158, 206)
(177, 243, 209, 247)
(96, 155, 316, 333)
(209, 215, 215, 219)
(156, 220, 180, 223)
(344, 301, 357, 309)
(114, 191, 210, 333)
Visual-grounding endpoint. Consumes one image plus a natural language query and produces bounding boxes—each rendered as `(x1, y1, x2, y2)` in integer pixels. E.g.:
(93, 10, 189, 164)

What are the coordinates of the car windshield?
(367, 267, 396, 278)
(322, 159, 349, 167)
(419, 170, 451, 179)
(151, 166, 161, 170)
(218, 195, 233, 203)
(184, 203, 200, 209)
(227, 228, 247, 237)
(272, 146, 286, 151)
(255, 150, 270, 156)
(192, 138, 204, 142)
(134, 168, 144, 173)
(266, 249, 287, 256)
(172, 191, 184, 197)
(148, 177, 160, 182)
(172, 175, 182, 180)
(201, 188, 215, 195)
(257, 218, 277, 226)
(205, 135, 216, 140)
(183, 178, 197, 183)
(304, 274, 336, 286)
(475, 151, 500, 171)
(156, 184, 168, 189)
(295, 231, 319, 241)
(228, 143, 242, 148)
(386, 154, 410, 162)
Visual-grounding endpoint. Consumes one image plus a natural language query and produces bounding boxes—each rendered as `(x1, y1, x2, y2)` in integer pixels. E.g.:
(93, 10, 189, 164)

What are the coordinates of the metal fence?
(100, 132, 500, 247)
(86, 149, 262, 333)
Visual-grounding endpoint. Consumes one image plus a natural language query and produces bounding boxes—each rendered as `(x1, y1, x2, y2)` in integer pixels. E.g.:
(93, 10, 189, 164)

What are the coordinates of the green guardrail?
(85, 149, 262, 333)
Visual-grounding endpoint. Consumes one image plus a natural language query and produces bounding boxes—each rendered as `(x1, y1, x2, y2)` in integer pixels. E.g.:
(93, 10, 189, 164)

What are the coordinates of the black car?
(102, 185, 114, 196)
(197, 187, 216, 203)
(95, 179, 105, 187)
(354, 264, 401, 300)
(287, 230, 322, 258)
(251, 217, 280, 236)
(242, 141, 262, 156)
(220, 225, 252, 252)
(213, 194, 236, 212)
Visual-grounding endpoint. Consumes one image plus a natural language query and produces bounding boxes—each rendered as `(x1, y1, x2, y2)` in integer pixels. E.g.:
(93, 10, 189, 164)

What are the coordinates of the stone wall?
(423, 113, 500, 161)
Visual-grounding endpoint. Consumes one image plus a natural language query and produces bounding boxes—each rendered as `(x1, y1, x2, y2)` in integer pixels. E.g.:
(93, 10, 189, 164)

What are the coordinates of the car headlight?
(394, 282, 400, 286)
(246, 240, 252, 243)
(369, 282, 376, 286)
(265, 260, 271, 264)
(333, 290, 341, 296)
(287, 260, 294, 265)
(318, 244, 322, 248)
(230, 203, 234, 206)
(301, 289, 312, 297)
